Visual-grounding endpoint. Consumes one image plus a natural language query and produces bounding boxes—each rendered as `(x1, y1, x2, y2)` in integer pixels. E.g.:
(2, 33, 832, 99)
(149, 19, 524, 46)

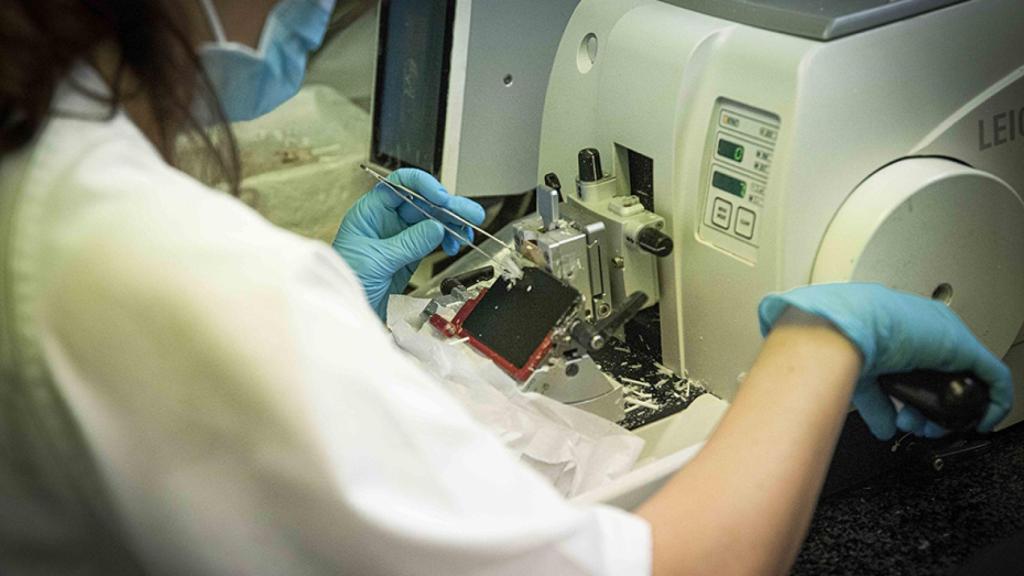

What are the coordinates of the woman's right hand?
(332, 168, 484, 320)
(758, 283, 1013, 439)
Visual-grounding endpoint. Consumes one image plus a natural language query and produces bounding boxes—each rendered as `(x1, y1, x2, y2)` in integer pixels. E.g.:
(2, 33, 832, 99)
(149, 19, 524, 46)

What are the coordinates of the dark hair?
(0, 0, 240, 192)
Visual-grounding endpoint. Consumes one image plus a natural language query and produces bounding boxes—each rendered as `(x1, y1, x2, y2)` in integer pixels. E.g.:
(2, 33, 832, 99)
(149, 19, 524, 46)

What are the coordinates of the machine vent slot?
(626, 149, 655, 212)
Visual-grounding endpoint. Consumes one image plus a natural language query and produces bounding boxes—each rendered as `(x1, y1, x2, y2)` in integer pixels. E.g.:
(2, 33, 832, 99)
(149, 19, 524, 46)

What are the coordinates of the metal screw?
(950, 380, 965, 398)
(612, 256, 625, 269)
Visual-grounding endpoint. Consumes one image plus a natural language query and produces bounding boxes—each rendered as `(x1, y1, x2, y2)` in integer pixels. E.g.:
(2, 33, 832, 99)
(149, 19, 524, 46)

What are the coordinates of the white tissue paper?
(387, 296, 644, 498)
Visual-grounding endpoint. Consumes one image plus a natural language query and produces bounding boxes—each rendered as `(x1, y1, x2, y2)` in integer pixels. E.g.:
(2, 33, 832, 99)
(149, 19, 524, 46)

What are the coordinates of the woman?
(0, 1, 1012, 574)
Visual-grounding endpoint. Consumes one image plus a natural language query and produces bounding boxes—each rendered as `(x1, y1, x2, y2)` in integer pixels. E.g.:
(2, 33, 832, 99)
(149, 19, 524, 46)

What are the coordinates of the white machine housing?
(539, 0, 1024, 423)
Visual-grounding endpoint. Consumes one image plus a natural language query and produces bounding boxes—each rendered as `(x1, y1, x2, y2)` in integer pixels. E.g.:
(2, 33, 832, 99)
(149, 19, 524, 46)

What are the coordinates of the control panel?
(699, 100, 780, 263)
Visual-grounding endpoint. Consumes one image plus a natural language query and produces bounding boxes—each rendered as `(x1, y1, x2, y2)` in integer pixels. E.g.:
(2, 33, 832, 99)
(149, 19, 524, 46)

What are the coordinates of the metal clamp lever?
(570, 291, 649, 353)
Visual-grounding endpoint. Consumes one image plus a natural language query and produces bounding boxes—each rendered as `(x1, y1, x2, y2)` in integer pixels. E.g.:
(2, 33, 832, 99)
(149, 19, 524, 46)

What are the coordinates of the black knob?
(578, 148, 603, 183)
(637, 227, 673, 258)
(544, 172, 562, 191)
(878, 370, 990, 433)
(543, 173, 564, 203)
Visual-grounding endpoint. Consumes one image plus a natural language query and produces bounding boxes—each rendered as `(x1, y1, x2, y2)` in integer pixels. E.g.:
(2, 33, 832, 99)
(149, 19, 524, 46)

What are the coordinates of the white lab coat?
(0, 68, 650, 575)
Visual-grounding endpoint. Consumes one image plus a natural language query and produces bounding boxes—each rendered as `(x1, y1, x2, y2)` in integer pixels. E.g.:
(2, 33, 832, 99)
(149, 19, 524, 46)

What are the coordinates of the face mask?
(197, 0, 335, 122)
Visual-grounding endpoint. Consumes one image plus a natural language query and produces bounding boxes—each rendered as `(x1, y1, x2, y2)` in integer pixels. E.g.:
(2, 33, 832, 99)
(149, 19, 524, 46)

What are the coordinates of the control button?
(712, 197, 733, 230)
(735, 207, 756, 240)
(609, 195, 645, 217)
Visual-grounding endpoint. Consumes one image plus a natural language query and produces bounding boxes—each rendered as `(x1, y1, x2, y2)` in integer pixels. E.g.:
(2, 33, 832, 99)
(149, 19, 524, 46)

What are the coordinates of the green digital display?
(717, 139, 745, 162)
(712, 171, 747, 198)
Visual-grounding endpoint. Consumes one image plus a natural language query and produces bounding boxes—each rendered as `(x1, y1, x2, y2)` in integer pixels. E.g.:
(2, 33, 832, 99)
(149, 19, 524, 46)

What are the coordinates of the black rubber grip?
(878, 370, 989, 432)
(637, 227, 673, 258)
(578, 148, 603, 183)
(440, 266, 495, 296)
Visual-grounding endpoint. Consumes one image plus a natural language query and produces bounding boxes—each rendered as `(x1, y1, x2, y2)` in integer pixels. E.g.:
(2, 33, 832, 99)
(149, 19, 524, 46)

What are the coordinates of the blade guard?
(429, 287, 556, 382)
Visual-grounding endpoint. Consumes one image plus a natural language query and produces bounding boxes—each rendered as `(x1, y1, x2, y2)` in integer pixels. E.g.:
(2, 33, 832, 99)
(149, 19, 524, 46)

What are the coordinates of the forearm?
(637, 309, 861, 576)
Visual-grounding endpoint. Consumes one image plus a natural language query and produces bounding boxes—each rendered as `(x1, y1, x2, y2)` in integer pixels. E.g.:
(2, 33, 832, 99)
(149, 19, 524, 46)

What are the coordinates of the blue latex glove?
(758, 283, 1013, 440)
(333, 168, 485, 319)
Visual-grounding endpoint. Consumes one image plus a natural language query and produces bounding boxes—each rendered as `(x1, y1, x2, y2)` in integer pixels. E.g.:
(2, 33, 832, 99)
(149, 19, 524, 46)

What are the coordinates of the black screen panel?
(371, 0, 457, 175)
